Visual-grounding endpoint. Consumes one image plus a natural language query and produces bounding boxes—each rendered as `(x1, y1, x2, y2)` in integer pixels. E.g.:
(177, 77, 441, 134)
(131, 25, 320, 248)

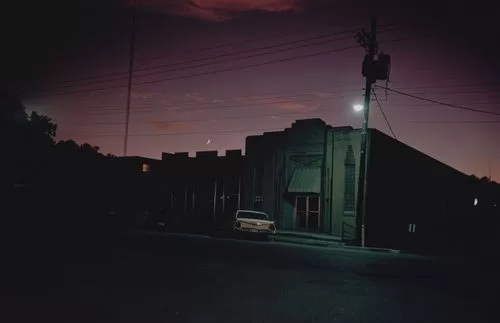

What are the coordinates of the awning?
(287, 168, 321, 193)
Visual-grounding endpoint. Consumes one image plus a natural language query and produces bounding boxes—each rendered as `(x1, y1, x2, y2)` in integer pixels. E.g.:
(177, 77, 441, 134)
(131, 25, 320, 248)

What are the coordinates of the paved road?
(3, 231, 497, 322)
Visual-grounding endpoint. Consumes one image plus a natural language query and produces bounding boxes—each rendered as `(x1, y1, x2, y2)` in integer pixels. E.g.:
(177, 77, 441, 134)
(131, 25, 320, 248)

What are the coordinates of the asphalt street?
(3, 231, 498, 323)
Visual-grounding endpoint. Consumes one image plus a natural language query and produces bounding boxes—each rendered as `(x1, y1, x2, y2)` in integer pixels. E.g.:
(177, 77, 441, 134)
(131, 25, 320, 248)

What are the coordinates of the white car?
(233, 210, 276, 238)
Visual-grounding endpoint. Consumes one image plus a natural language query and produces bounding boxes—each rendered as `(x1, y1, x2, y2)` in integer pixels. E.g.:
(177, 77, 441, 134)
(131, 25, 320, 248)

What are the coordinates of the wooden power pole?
(123, 1, 137, 156)
(356, 17, 378, 248)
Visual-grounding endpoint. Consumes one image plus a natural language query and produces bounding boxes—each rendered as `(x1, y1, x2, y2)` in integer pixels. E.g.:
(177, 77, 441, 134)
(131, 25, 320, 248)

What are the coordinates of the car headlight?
(235, 221, 241, 228)
(269, 224, 276, 231)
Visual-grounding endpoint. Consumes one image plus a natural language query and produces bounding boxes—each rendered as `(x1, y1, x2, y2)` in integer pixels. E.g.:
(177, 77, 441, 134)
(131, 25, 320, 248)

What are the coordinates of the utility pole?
(356, 17, 378, 248)
(221, 179, 226, 216)
(123, 0, 137, 156)
(213, 179, 218, 224)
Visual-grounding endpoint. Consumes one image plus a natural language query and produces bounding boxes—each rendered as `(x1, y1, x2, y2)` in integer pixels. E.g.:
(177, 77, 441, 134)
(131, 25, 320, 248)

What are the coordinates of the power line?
(30, 28, 360, 93)
(24, 84, 128, 100)
(69, 127, 286, 138)
(66, 103, 350, 127)
(376, 85, 500, 116)
(134, 38, 416, 85)
(53, 99, 500, 119)
(410, 120, 500, 124)
(26, 35, 420, 99)
(135, 31, 357, 74)
(372, 89, 397, 139)
(85, 91, 360, 115)
(34, 33, 353, 93)
(86, 97, 341, 116)
(132, 31, 408, 81)
(28, 27, 406, 95)
(391, 83, 500, 91)
(136, 25, 365, 63)
(388, 101, 500, 107)
(32, 86, 364, 117)
(48, 84, 362, 111)
(133, 35, 355, 80)
(34, 28, 342, 87)
(25, 45, 360, 99)
(134, 45, 361, 86)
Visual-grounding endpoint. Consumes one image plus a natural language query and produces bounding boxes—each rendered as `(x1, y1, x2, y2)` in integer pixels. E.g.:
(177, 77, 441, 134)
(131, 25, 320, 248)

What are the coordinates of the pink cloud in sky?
(149, 120, 190, 131)
(127, 0, 302, 21)
(268, 100, 317, 112)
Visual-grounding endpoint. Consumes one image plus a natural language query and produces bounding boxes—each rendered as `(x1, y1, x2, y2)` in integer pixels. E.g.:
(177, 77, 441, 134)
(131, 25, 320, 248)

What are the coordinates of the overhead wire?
(34, 32, 355, 93)
(372, 89, 397, 139)
(135, 24, 369, 63)
(26, 28, 407, 98)
(84, 91, 362, 115)
(38, 83, 361, 111)
(133, 35, 355, 80)
(68, 126, 287, 138)
(38, 26, 347, 86)
(135, 31, 358, 74)
(66, 106, 337, 127)
(133, 45, 360, 87)
(29, 28, 361, 93)
(410, 120, 500, 124)
(25, 44, 361, 99)
(375, 85, 500, 116)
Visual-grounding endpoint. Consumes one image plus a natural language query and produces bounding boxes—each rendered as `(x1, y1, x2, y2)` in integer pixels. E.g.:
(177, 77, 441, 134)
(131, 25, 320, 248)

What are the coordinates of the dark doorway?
(294, 195, 320, 231)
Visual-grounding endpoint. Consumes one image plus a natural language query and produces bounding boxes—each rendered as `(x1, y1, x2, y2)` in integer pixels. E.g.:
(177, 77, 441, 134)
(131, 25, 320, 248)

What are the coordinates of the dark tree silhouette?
(2, 90, 112, 239)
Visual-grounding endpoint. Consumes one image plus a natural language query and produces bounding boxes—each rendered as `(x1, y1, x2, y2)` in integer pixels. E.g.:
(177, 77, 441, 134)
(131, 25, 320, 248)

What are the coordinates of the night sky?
(2, 0, 499, 181)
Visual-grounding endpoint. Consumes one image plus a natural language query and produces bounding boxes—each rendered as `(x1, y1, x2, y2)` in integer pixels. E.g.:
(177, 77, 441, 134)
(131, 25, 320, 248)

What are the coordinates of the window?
(295, 195, 320, 231)
(344, 145, 356, 215)
(253, 165, 264, 210)
(142, 163, 150, 173)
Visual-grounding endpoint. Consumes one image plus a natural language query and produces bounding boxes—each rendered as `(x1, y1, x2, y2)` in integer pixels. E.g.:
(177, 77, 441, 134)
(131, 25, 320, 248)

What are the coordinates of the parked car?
(232, 210, 276, 239)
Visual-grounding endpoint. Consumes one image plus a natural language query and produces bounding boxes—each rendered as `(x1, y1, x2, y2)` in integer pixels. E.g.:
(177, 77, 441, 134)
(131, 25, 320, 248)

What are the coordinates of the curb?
(273, 236, 400, 254)
(273, 236, 345, 248)
(275, 232, 343, 243)
(119, 229, 401, 254)
(341, 245, 401, 254)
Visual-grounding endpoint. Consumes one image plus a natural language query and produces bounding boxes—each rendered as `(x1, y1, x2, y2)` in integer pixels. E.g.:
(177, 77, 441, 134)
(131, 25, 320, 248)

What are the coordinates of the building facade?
(160, 150, 244, 228)
(243, 119, 362, 240)
(242, 118, 476, 250)
(146, 118, 487, 251)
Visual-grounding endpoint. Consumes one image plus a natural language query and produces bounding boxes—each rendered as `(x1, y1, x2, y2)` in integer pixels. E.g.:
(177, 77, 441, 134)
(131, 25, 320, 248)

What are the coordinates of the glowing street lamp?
(353, 104, 364, 112)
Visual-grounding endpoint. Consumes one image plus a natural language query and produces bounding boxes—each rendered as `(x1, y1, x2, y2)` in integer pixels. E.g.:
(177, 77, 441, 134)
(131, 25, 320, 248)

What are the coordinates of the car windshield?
(237, 211, 268, 220)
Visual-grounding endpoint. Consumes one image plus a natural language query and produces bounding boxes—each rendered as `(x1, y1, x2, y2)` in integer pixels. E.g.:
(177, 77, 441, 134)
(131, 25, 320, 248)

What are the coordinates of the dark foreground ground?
(2, 230, 499, 323)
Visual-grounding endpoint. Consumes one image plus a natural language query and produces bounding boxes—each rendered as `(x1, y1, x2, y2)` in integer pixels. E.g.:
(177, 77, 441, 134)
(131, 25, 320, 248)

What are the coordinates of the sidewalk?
(116, 227, 400, 254)
(274, 230, 400, 254)
(276, 230, 343, 242)
(273, 230, 345, 248)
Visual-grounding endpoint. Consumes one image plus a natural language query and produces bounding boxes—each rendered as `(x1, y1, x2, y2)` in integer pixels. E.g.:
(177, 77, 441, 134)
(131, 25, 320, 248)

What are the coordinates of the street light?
(353, 104, 364, 112)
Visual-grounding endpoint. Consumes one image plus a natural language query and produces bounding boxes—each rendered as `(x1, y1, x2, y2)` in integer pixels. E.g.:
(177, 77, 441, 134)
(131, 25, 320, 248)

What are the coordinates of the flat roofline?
(117, 156, 160, 162)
